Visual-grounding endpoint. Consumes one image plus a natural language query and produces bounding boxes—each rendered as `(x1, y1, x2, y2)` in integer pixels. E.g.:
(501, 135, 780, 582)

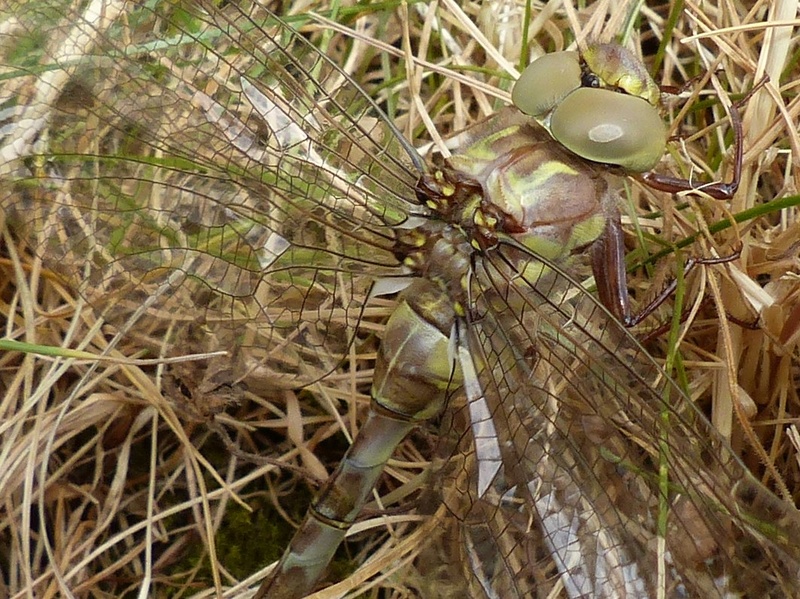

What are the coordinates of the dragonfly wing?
(1, 2, 422, 387)
(450, 243, 800, 598)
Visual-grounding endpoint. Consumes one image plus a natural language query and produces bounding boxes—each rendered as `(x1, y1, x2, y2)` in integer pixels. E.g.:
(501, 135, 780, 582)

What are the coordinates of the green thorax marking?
(436, 110, 609, 262)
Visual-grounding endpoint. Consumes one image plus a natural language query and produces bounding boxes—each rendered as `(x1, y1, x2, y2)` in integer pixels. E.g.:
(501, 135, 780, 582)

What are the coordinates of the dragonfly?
(1, 1, 798, 598)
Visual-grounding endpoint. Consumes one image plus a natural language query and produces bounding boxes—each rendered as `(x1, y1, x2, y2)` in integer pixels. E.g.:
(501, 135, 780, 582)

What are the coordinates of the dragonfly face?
(1, 3, 798, 599)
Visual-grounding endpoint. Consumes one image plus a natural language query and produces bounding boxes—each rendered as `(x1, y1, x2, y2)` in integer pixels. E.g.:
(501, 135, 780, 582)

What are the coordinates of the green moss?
(215, 498, 296, 578)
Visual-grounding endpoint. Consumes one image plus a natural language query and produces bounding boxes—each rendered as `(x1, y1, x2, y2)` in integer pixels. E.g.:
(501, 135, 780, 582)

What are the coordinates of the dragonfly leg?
(640, 78, 768, 199)
(640, 98, 742, 199)
(590, 209, 741, 328)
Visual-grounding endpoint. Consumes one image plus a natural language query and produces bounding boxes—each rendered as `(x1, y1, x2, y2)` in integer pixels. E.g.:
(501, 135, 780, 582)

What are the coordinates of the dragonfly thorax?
(394, 221, 474, 306)
(436, 108, 611, 263)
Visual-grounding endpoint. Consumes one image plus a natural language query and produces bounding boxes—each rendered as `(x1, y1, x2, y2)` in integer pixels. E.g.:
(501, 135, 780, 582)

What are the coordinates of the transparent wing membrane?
(2, 2, 798, 598)
(454, 246, 800, 596)
(3, 1, 420, 388)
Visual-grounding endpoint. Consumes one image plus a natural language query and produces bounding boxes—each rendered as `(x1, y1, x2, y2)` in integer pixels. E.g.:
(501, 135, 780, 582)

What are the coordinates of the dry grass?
(0, 0, 798, 597)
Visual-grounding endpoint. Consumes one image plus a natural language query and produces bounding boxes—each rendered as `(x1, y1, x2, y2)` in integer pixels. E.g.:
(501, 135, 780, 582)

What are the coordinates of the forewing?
(447, 244, 800, 598)
(1, 1, 420, 385)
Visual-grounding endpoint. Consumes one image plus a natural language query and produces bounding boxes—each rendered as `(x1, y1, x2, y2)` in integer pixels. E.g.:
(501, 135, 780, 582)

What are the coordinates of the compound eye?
(512, 51, 581, 117)
(550, 87, 667, 172)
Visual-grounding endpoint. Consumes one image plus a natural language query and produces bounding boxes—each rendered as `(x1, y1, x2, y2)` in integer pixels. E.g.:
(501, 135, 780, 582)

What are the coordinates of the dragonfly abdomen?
(260, 267, 470, 597)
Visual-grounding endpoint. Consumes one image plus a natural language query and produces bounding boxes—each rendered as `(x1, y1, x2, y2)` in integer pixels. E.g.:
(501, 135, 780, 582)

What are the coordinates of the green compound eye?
(550, 87, 667, 172)
(512, 44, 667, 172)
(512, 51, 581, 117)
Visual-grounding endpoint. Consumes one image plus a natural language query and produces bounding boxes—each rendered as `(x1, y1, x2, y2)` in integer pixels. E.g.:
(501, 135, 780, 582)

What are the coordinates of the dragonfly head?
(512, 43, 667, 173)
